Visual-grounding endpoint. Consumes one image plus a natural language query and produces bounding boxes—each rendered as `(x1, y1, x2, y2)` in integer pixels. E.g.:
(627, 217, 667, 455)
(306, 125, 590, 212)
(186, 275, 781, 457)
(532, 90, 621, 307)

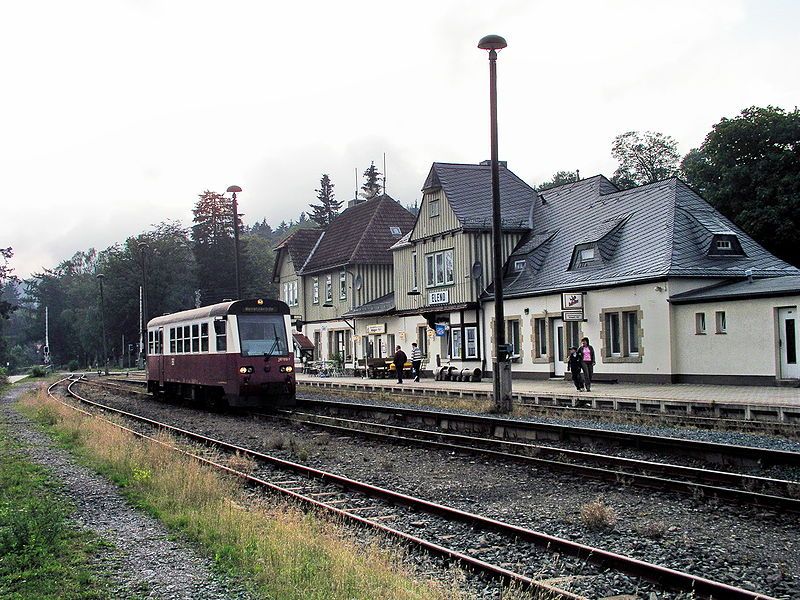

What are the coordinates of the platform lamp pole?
(478, 34, 512, 413)
(96, 273, 109, 375)
(138, 242, 149, 369)
(227, 185, 243, 300)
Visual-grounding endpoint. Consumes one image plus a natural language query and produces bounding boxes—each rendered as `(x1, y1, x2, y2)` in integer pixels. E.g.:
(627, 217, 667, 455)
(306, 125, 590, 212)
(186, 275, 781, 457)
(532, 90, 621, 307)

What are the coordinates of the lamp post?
(96, 273, 108, 375)
(227, 185, 243, 299)
(138, 242, 149, 369)
(478, 34, 512, 413)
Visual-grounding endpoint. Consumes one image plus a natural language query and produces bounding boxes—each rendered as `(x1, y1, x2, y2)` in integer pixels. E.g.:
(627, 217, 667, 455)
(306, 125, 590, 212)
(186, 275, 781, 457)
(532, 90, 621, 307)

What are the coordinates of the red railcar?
(145, 298, 296, 408)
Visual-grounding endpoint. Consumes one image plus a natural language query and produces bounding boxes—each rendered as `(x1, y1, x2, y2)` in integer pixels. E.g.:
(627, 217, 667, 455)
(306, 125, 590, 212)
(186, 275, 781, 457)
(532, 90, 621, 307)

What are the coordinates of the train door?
(778, 307, 798, 379)
(158, 327, 165, 385)
(552, 318, 565, 377)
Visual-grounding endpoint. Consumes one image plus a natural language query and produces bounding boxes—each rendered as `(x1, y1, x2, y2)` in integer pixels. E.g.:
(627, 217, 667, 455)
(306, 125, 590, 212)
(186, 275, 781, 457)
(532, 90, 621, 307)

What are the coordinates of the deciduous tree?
(681, 106, 800, 266)
(537, 170, 579, 191)
(611, 131, 680, 189)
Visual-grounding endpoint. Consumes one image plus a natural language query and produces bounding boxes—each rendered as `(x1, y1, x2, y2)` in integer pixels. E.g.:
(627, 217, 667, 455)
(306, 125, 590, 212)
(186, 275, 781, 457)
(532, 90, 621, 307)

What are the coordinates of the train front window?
(238, 314, 288, 357)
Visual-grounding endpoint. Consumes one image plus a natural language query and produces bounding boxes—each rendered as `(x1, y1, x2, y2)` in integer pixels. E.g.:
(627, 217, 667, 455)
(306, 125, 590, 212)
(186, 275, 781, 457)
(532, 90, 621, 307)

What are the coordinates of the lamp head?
(96, 273, 105, 280)
(477, 35, 507, 51)
(227, 185, 242, 194)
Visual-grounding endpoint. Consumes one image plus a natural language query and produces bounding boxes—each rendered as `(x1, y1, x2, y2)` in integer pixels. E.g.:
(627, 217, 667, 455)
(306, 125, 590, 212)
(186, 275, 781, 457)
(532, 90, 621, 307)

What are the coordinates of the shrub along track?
(59, 376, 785, 600)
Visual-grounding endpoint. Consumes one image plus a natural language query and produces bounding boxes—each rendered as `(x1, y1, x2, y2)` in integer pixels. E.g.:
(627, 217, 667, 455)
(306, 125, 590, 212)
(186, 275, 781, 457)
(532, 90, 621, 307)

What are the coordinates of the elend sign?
(429, 290, 449, 305)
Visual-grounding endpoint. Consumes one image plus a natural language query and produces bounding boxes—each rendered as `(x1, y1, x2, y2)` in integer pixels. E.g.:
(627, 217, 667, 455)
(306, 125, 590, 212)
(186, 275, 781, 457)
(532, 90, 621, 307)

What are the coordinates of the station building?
(276, 162, 800, 385)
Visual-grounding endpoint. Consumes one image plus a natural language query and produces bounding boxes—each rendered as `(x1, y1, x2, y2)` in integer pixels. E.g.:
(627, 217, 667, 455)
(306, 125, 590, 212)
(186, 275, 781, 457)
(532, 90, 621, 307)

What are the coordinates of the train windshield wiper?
(263, 324, 281, 360)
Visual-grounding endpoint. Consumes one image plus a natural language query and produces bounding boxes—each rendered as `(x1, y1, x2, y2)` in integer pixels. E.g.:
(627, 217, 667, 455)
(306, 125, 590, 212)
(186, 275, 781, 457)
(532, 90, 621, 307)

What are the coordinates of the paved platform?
(297, 373, 800, 422)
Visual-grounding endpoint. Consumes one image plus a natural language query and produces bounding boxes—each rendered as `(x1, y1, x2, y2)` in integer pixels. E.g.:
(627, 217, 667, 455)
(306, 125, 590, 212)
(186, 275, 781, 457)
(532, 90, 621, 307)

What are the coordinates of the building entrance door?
(778, 307, 798, 379)
(553, 318, 565, 377)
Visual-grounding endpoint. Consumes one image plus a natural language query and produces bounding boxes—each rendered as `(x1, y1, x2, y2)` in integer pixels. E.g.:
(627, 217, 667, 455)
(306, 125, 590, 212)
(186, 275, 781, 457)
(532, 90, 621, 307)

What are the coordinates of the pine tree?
(191, 190, 241, 303)
(359, 162, 383, 200)
(309, 174, 341, 227)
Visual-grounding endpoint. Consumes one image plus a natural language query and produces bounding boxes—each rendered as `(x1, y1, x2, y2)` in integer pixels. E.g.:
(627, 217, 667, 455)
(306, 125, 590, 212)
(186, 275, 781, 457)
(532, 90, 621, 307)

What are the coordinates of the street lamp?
(478, 34, 512, 413)
(137, 242, 149, 369)
(96, 273, 109, 375)
(227, 185, 243, 299)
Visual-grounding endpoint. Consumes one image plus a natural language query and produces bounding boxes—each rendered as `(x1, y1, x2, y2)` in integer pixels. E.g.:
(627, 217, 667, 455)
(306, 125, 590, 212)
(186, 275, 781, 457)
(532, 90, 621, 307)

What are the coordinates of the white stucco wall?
(671, 296, 800, 377)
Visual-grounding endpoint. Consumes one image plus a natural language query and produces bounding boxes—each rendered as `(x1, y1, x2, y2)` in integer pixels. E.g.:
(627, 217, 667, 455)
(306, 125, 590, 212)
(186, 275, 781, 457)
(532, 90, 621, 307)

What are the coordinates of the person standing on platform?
(579, 337, 595, 391)
(393, 345, 408, 384)
(567, 346, 584, 391)
(410, 342, 423, 382)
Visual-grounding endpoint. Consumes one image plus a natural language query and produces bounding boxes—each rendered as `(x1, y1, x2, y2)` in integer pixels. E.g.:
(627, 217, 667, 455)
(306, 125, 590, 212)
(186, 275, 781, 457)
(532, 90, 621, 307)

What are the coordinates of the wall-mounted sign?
(429, 289, 449, 305)
(563, 310, 585, 322)
(561, 292, 584, 310)
(365, 324, 386, 334)
(435, 323, 449, 337)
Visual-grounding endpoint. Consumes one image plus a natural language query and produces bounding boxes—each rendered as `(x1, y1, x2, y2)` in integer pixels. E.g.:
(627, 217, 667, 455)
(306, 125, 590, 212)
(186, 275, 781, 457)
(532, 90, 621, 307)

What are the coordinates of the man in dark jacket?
(567, 346, 584, 391)
(393, 345, 408, 384)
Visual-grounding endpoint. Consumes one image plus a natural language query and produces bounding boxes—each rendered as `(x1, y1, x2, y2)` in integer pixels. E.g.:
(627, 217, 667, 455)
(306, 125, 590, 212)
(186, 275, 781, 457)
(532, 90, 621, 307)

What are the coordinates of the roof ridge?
(299, 230, 325, 273)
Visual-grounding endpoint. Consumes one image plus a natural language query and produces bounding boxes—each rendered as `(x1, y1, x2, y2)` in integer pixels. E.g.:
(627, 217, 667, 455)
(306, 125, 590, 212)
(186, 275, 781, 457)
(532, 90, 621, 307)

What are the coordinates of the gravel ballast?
(0, 383, 254, 600)
(74, 382, 800, 599)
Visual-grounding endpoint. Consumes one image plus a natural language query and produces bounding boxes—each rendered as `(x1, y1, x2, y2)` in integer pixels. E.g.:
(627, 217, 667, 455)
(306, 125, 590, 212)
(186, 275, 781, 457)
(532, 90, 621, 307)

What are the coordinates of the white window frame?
(715, 311, 727, 334)
(451, 328, 463, 358)
(580, 248, 595, 262)
(607, 312, 621, 357)
(465, 326, 478, 359)
(339, 271, 347, 300)
(429, 199, 440, 217)
(312, 277, 319, 304)
(535, 318, 547, 357)
(716, 239, 732, 250)
(425, 249, 454, 287)
(325, 274, 332, 302)
(506, 319, 520, 356)
(513, 259, 525, 272)
(625, 311, 639, 356)
(695, 312, 706, 335)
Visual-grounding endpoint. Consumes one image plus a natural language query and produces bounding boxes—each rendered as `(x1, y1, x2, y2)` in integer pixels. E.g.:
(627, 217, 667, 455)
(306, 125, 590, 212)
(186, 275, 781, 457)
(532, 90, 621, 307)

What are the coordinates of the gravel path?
(77, 384, 800, 599)
(0, 383, 254, 600)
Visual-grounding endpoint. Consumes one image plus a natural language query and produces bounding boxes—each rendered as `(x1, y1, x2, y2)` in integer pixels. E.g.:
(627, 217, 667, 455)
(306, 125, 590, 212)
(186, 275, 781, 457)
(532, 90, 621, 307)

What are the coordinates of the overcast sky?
(2, 0, 799, 278)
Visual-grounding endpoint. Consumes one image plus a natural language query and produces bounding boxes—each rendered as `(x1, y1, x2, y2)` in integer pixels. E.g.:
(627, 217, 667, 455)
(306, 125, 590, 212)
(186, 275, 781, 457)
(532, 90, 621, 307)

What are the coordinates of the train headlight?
(239, 366, 254, 374)
(279, 365, 294, 373)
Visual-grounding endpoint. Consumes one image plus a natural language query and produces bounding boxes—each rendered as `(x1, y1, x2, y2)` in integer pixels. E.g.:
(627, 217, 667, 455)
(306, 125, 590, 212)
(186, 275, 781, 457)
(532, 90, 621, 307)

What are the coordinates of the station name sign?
(365, 324, 386, 334)
(428, 290, 449, 305)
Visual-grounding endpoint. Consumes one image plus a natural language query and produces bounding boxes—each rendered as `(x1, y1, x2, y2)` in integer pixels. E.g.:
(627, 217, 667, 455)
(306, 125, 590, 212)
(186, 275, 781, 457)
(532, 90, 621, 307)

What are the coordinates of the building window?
(283, 281, 298, 306)
(417, 325, 428, 357)
(715, 311, 727, 334)
(425, 249, 454, 287)
(429, 199, 440, 217)
(695, 312, 706, 335)
(312, 277, 319, 304)
(325, 274, 332, 302)
(572, 245, 599, 269)
(534, 318, 547, 357)
(465, 326, 478, 359)
(624, 311, 639, 355)
(566, 321, 581, 350)
(506, 319, 520, 356)
(389, 226, 402, 236)
(513, 259, 525, 272)
(412, 252, 418, 289)
(601, 307, 643, 361)
(606, 312, 621, 357)
(716, 240, 732, 250)
(339, 271, 347, 300)
(451, 328, 462, 359)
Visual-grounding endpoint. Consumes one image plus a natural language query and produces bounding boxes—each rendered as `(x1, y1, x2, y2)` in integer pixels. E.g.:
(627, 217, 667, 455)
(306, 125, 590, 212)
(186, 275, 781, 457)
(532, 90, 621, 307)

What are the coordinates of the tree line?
(1, 106, 798, 372)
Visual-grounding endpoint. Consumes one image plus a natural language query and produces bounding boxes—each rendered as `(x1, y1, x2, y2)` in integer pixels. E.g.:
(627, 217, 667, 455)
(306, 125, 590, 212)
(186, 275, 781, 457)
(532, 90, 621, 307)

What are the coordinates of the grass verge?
(0, 422, 111, 599)
(19, 388, 463, 600)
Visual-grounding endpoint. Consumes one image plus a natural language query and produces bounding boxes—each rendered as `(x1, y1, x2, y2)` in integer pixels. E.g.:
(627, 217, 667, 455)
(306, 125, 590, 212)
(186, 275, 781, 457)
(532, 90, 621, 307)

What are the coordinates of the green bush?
(0, 367, 7, 384)
(29, 366, 47, 378)
(67, 360, 79, 372)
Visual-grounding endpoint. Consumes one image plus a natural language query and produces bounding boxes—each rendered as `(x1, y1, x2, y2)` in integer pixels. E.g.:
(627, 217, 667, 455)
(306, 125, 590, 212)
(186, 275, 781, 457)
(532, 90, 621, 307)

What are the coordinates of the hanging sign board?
(563, 310, 585, 322)
(365, 324, 386, 334)
(435, 323, 448, 337)
(561, 292, 584, 310)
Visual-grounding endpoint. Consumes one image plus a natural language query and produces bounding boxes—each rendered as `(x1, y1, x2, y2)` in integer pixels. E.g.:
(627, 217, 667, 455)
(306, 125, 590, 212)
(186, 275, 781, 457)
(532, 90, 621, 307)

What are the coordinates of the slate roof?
(489, 176, 800, 299)
(301, 194, 416, 274)
(669, 275, 800, 304)
(273, 228, 324, 269)
(422, 162, 535, 230)
(343, 292, 395, 318)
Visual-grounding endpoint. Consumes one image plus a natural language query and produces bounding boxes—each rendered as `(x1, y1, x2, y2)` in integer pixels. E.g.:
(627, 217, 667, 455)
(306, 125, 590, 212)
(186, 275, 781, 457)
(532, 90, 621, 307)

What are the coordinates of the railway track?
(95, 377, 800, 510)
(52, 376, 780, 599)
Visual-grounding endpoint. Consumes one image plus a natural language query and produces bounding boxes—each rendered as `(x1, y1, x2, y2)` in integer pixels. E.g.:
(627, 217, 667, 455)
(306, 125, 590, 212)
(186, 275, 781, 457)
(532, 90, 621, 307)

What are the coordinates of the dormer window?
(708, 234, 745, 257)
(570, 244, 600, 270)
(513, 259, 525, 272)
(429, 199, 440, 217)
